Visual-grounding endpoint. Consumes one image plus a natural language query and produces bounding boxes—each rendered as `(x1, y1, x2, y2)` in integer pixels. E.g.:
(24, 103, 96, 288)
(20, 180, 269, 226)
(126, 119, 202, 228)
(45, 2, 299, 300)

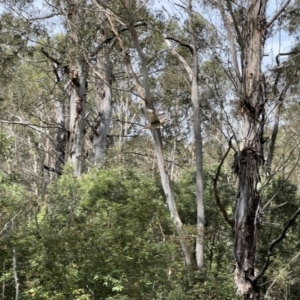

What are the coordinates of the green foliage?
(0, 131, 14, 160)
(0, 168, 183, 299)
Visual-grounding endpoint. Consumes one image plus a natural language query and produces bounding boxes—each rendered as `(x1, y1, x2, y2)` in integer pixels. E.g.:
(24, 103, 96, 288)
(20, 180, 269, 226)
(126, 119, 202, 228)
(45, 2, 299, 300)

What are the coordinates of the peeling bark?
(233, 1, 267, 298)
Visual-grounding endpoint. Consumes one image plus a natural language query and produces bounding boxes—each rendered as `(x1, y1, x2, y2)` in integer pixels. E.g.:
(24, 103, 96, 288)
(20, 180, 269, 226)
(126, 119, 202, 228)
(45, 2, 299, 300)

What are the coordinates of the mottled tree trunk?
(65, 62, 88, 177)
(64, 0, 89, 177)
(233, 1, 267, 298)
(92, 25, 113, 165)
(52, 98, 67, 175)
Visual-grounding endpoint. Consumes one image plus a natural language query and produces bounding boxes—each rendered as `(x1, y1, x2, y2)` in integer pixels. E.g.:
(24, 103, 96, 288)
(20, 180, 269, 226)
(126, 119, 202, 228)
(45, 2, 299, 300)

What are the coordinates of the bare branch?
(267, 76, 295, 169)
(164, 36, 193, 55)
(162, 7, 193, 79)
(213, 137, 234, 227)
(105, 13, 145, 100)
(265, 251, 300, 298)
(44, 165, 62, 176)
(267, 0, 292, 28)
(0, 119, 59, 144)
(0, 211, 22, 237)
(40, 48, 61, 65)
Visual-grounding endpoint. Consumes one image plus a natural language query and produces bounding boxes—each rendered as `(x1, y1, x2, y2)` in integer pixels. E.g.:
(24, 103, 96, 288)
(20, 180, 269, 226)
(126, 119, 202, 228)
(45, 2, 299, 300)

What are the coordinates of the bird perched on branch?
(143, 108, 169, 130)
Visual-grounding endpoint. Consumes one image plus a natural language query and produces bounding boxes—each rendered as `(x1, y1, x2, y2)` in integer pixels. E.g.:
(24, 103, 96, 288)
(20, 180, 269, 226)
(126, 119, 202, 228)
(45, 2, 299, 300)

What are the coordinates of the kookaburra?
(143, 108, 169, 130)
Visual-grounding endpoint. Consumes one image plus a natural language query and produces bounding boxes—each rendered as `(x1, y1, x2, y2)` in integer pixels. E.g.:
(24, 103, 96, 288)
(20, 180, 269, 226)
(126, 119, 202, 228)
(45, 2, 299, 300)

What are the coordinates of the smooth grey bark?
(123, 9, 193, 266)
(12, 247, 19, 300)
(188, 0, 205, 270)
(163, 0, 205, 269)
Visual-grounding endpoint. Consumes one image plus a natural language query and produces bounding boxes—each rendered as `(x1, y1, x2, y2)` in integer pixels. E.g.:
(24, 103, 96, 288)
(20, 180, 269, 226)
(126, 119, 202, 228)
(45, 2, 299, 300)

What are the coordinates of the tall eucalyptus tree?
(163, 0, 205, 270)
(213, 0, 293, 298)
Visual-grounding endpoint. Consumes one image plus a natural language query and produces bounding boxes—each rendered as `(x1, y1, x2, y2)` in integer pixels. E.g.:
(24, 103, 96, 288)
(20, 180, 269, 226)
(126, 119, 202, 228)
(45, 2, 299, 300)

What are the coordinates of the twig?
(264, 251, 300, 298)
(253, 207, 300, 283)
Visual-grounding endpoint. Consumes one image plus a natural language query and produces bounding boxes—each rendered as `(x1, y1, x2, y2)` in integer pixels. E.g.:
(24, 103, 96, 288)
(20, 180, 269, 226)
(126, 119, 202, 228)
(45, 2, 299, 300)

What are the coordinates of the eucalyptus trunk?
(92, 25, 113, 165)
(65, 62, 88, 177)
(127, 13, 193, 266)
(64, 0, 89, 177)
(188, 0, 205, 270)
(233, 1, 267, 298)
(53, 98, 67, 175)
(163, 0, 204, 269)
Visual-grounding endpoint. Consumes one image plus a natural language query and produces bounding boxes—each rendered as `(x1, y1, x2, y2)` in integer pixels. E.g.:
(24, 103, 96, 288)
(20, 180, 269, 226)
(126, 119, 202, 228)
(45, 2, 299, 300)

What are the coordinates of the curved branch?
(164, 36, 194, 55)
(213, 137, 234, 227)
(40, 48, 61, 65)
(253, 207, 300, 283)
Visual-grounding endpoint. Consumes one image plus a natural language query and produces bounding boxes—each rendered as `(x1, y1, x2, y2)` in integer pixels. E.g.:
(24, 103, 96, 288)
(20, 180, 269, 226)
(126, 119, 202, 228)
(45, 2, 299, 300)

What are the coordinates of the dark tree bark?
(216, 0, 282, 298)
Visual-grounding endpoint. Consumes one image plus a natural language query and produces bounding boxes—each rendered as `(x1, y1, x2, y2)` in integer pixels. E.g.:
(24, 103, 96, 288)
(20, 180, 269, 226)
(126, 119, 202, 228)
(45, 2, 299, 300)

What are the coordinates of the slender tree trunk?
(187, 0, 205, 270)
(163, 0, 205, 269)
(2, 262, 5, 300)
(12, 247, 19, 300)
(126, 14, 193, 266)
